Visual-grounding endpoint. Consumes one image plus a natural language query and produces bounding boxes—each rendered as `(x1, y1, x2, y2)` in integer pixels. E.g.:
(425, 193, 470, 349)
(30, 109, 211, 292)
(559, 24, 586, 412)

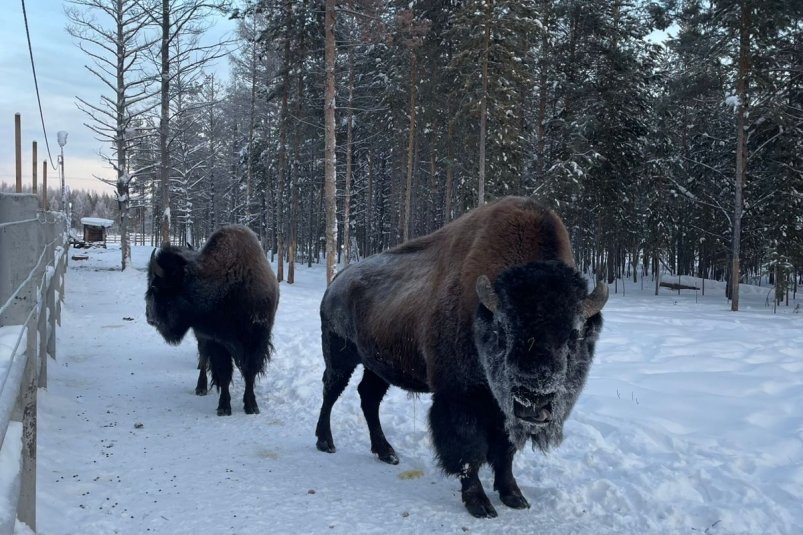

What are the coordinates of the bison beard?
(314, 196, 607, 518)
(145, 225, 279, 416)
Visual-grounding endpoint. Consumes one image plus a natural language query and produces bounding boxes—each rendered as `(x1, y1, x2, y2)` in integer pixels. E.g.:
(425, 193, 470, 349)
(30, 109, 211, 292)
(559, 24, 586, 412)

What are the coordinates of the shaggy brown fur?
(146, 225, 279, 416)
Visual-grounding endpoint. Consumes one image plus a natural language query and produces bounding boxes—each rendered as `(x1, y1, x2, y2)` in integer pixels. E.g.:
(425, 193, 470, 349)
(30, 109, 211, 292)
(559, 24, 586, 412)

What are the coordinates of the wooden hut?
(80, 217, 114, 248)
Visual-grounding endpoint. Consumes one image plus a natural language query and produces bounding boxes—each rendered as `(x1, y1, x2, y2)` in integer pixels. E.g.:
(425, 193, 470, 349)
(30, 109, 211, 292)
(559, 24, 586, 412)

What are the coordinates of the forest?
(62, 0, 802, 309)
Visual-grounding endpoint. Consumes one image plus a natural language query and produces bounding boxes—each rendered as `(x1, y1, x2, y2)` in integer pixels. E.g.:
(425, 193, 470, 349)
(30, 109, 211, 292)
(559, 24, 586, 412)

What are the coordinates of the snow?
(724, 95, 740, 112)
(79, 218, 114, 229)
(0, 422, 22, 533)
(37, 245, 803, 534)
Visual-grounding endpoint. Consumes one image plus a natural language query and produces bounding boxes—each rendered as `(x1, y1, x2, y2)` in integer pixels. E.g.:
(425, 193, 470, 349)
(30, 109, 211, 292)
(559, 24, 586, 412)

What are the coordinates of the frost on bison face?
(473, 260, 605, 451)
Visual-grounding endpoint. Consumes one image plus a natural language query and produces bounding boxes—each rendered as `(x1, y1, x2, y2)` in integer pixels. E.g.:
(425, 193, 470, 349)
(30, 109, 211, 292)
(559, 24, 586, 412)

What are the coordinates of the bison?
(315, 196, 607, 518)
(145, 225, 279, 416)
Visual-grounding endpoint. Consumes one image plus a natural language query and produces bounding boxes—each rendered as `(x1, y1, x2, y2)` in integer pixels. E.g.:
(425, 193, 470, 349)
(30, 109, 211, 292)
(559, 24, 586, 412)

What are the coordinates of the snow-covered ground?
(36, 244, 802, 534)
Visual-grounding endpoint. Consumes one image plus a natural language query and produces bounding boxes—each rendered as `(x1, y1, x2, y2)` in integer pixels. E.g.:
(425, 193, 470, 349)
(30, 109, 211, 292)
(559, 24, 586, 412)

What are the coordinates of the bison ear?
(476, 275, 499, 313)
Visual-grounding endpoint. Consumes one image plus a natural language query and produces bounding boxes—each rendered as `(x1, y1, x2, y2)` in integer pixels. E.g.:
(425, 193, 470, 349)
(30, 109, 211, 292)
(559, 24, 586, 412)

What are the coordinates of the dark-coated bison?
(315, 196, 607, 518)
(146, 225, 279, 416)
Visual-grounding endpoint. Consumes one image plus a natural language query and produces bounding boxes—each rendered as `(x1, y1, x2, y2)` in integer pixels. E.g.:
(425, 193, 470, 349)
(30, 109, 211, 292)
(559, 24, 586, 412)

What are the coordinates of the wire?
(20, 0, 57, 171)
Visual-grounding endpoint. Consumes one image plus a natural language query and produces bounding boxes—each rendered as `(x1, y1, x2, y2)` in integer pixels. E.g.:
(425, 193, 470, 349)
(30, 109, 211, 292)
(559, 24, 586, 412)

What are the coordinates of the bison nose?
(512, 390, 553, 424)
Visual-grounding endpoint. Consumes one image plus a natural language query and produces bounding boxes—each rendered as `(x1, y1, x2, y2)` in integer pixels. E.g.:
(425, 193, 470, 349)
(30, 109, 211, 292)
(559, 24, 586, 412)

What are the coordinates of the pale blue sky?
(0, 1, 235, 194)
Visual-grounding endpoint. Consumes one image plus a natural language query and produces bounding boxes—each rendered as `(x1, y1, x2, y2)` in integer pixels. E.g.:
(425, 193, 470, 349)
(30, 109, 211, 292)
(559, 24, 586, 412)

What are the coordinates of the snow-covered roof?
(80, 217, 114, 228)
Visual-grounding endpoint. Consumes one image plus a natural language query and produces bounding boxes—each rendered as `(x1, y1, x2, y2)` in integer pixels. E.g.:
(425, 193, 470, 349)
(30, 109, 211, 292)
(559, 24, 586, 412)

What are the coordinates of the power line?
(20, 0, 57, 171)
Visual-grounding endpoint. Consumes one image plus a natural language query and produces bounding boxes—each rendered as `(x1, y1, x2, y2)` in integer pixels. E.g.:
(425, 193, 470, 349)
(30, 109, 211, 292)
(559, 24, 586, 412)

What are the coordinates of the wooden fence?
(0, 192, 67, 533)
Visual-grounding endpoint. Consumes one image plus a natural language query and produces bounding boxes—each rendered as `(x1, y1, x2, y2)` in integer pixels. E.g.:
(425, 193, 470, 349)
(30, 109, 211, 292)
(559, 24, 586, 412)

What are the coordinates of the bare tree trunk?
(535, 0, 551, 184)
(445, 115, 454, 223)
(159, 0, 171, 245)
(343, 48, 355, 266)
(402, 52, 417, 242)
(366, 150, 373, 256)
(477, 0, 492, 206)
(115, 0, 130, 270)
(343, 48, 354, 267)
(276, 0, 292, 282)
(730, 0, 750, 312)
(289, 18, 307, 285)
(323, 0, 338, 285)
(245, 13, 257, 227)
(428, 144, 436, 233)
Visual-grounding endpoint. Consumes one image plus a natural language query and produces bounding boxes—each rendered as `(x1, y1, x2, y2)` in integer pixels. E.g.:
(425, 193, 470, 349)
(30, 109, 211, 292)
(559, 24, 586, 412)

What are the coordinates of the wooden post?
(42, 161, 48, 209)
(15, 113, 22, 192)
(32, 141, 38, 194)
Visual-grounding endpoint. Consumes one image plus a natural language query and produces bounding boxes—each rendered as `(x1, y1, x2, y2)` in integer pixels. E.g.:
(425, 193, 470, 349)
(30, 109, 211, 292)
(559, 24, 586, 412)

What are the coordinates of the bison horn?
(582, 281, 609, 318)
(476, 275, 499, 313)
(150, 249, 165, 278)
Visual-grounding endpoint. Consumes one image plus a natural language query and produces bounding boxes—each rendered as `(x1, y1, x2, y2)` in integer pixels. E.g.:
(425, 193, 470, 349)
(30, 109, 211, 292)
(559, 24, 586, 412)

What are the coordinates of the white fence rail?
(0, 193, 67, 533)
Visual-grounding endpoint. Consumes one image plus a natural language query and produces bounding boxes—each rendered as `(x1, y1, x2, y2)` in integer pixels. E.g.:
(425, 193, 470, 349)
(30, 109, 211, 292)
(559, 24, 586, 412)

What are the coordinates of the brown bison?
(146, 225, 279, 416)
(315, 196, 607, 518)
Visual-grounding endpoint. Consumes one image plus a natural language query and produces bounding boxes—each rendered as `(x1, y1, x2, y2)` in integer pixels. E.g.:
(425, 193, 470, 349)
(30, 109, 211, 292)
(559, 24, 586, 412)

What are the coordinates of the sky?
(0, 1, 235, 195)
(18, 243, 801, 534)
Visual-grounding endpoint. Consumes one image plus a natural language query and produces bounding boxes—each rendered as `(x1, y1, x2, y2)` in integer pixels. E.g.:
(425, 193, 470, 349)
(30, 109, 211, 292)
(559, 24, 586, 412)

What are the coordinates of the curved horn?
(150, 248, 165, 278)
(582, 281, 609, 318)
(476, 275, 499, 313)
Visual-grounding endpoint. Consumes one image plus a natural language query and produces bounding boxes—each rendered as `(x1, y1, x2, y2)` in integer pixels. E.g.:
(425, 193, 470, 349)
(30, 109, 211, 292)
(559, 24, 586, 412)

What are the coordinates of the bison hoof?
(316, 438, 336, 453)
(464, 497, 498, 519)
(195, 387, 208, 396)
(376, 450, 399, 465)
(500, 493, 530, 510)
(217, 407, 232, 416)
(244, 405, 260, 415)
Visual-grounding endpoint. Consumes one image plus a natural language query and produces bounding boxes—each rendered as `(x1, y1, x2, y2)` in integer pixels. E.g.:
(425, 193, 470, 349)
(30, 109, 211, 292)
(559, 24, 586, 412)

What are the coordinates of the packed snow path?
(37, 245, 802, 534)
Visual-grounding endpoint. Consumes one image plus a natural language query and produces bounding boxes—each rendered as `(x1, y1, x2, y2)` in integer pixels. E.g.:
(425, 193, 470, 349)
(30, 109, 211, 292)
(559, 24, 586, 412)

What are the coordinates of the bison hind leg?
(315, 330, 360, 454)
(195, 354, 209, 396)
(241, 368, 260, 415)
(200, 339, 233, 416)
(358, 369, 398, 465)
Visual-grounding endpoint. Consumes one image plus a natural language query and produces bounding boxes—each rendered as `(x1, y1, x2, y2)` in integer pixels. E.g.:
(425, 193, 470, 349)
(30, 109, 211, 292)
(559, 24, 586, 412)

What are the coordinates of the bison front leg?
(358, 369, 398, 464)
(430, 392, 497, 518)
(488, 432, 529, 510)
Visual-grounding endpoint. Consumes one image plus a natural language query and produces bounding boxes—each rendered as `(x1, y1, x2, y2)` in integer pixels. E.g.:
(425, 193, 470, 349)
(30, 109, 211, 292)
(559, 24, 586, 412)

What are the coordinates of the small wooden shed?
(80, 217, 114, 247)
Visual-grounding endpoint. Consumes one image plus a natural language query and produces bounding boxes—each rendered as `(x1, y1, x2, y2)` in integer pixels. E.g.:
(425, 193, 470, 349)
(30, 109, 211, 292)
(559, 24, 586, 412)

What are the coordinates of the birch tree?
(323, 0, 337, 284)
(67, 0, 155, 270)
(140, 0, 229, 245)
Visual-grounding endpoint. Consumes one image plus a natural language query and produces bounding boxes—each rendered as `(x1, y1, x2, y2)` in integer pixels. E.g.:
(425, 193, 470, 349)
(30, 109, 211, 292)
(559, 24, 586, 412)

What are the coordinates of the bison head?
(145, 246, 196, 345)
(473, 261, 607, 450)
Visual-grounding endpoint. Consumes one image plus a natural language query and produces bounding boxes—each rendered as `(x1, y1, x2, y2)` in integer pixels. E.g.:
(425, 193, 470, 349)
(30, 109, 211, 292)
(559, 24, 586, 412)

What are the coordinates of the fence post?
(18, 323, 38, 531)
(42, 161, 48, 210)
(15, 114, 22, 193)
(32, 141, 37, 194)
